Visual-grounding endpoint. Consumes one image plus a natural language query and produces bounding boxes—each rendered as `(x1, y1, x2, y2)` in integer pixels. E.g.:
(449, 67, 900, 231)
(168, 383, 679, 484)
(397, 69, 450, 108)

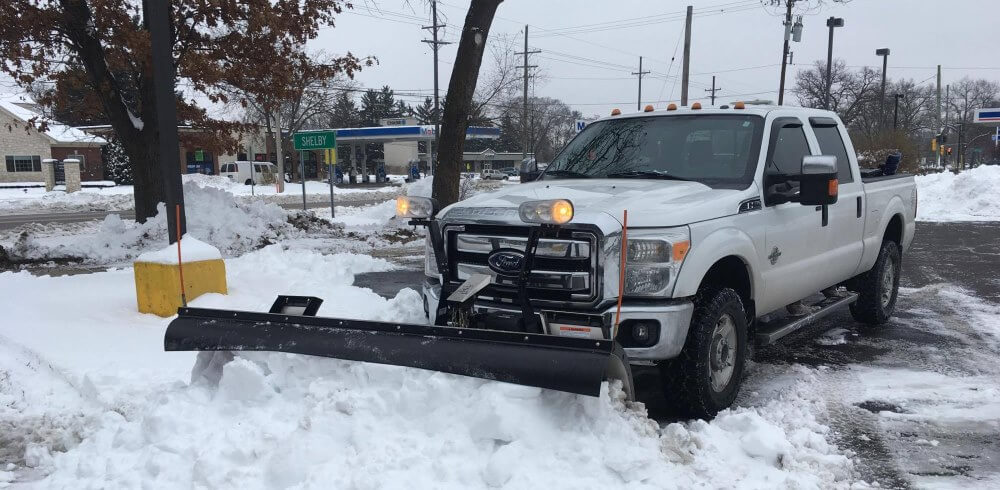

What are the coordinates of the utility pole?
(776, 0, 794, 105)
(681, 5, 693, 106)
(704, 76, 721, 105)
(422, 0, 451, 176)
(824, 17, 844, 110)
(936, 65, 942, 167)
(145, 0, 185, 242)
(516, 25, 540, 160)
(632, 56, 651, 110)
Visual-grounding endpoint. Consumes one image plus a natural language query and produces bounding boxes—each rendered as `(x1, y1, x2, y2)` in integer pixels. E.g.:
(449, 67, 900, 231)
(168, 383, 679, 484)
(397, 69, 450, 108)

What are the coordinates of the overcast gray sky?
(313, 0, 1000, 118)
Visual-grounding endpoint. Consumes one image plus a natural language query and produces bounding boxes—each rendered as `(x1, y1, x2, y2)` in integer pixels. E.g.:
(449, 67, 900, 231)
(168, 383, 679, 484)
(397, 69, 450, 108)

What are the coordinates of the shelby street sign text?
(293, 131, 337, 150)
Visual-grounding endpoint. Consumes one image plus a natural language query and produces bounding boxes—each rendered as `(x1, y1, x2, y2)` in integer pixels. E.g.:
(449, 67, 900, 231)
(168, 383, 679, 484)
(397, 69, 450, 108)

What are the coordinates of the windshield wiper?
(606, 170, 690, 181)
(542, 169, 592, 179)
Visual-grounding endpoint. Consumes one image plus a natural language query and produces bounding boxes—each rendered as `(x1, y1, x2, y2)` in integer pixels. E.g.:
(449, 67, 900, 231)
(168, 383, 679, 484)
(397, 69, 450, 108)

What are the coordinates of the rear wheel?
(244, 179, 253, 185)
(849, 240, 901, 325)
(661, 288, 748, 419)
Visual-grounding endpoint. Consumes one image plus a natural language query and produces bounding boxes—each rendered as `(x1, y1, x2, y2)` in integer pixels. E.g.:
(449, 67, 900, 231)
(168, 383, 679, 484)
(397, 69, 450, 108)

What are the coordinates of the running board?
(755, 293, 858, 346)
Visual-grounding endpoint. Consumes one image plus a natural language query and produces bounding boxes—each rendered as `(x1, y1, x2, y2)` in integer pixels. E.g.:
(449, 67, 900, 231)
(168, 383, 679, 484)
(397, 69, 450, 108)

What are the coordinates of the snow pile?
(318, 199, 398, 228)
(915, 166, 1000, 221)
(37, 356, 855, 488)
(0, 246, 401, 478)
(15, 180, 289, 263)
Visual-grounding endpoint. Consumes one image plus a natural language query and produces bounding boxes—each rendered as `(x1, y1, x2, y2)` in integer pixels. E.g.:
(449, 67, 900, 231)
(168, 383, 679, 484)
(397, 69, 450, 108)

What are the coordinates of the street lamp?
(824, 17, 844, 110)
(876, 48, 891, 128)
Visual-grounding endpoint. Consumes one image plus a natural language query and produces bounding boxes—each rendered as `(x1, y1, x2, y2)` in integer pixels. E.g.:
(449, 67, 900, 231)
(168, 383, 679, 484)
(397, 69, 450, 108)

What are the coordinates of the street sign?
(293, 131, 337, 150)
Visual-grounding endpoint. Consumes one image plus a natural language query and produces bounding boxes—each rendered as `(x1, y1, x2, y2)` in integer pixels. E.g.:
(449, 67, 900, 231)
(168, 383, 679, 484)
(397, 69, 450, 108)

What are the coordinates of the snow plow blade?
(164, 306, 631, 397)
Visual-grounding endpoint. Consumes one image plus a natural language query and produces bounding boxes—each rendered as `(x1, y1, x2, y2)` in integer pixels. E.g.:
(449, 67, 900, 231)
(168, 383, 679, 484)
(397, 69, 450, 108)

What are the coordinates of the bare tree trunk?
(432, 0, 502, 208)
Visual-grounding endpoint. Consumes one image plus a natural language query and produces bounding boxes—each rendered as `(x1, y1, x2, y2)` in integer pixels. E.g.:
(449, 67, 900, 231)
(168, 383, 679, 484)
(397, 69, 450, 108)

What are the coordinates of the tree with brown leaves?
(0, 0, 365, 221)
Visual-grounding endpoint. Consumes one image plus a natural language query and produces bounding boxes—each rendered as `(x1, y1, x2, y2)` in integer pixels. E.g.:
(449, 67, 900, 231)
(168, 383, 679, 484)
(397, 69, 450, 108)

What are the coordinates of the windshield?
(543, 114, 765, 189)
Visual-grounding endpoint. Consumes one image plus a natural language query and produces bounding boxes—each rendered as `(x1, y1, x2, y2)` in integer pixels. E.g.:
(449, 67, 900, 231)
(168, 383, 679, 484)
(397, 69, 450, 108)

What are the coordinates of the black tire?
(849, 240, 901, 325)
(244, 179, 253, 185)
(661, 288, 748, 419)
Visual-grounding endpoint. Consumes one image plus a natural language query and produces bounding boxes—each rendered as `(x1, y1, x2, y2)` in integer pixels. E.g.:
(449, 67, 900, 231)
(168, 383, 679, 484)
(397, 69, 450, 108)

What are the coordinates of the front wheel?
(661, 288, 748, 419)
(849, 240, 901, 325)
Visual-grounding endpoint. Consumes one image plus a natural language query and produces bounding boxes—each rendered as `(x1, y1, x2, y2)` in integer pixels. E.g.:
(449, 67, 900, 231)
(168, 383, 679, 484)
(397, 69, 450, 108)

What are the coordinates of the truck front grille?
(445, 224, 600, 305)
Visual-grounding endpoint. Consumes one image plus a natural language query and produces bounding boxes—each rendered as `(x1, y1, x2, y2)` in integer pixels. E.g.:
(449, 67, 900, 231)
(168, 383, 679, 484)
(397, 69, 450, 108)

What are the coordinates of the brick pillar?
(42, 158, 58, 191)
(63, 158, 81, 193)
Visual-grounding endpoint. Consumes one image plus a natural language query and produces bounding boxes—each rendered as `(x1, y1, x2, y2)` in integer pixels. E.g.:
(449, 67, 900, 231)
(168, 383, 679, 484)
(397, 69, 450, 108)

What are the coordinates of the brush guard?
(163, 212, 634, 399)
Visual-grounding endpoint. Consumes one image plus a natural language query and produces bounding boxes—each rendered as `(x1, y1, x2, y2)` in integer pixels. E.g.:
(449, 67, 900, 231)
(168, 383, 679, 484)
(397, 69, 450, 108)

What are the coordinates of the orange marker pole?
(175, 204, 187, 307)
(614, 210, 628, 337)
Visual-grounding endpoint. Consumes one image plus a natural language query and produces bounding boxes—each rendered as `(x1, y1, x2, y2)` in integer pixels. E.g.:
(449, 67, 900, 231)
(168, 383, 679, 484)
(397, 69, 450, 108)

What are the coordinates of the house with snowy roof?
(0, 93, 107, 184)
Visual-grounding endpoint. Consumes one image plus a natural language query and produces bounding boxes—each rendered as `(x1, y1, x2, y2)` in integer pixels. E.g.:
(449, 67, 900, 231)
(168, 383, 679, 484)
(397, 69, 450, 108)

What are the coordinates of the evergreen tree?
(414, 97, 438, 125)
(101, 137, 133, 185)
(328, 91, 360, 128)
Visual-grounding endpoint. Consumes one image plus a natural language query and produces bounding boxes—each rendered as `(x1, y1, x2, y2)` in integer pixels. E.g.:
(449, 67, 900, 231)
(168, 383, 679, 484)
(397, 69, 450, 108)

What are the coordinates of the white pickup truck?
(419, 104, 917, 417)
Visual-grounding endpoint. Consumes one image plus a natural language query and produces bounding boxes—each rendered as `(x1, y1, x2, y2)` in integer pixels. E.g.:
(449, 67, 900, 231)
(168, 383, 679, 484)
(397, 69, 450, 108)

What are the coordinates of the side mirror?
(799, 155, 838, 206)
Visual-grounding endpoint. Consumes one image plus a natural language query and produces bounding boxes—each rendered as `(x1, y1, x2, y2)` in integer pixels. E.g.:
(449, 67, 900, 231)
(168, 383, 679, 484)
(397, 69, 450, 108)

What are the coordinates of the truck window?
(544, 115, 764, 189)
(767, 124, 810, 176)
(812, 125, 854, 183)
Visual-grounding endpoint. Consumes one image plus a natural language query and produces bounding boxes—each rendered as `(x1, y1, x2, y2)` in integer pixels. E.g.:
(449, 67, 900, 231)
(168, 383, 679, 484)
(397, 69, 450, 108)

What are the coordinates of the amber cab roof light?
(691, 102, 702, 110)
(643, 104, 655, 112)
(667, 103, 678, 111)
(734, 101, 746, 109)
(611, 108, 622, 116)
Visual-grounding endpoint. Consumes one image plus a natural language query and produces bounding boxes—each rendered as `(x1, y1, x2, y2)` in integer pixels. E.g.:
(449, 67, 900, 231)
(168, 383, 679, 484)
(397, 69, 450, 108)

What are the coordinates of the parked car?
(220, 161, 277, 185)
(503, 167, 519, 177)
(480, 169, 508, 180)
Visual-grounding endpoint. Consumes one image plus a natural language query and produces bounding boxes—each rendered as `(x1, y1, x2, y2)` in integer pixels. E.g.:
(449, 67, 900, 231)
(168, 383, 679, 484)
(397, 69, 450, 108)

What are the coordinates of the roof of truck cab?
(591, 105, 839, 124)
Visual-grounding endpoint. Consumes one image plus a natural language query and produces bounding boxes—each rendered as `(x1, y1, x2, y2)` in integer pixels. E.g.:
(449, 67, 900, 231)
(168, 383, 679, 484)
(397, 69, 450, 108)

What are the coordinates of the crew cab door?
(758, 116, 828, 314)
(809, 117, 865, 281)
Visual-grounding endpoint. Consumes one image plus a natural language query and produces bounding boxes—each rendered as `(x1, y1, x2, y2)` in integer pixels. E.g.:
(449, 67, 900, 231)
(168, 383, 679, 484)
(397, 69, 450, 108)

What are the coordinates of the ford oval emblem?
(487, 249, 526, 275)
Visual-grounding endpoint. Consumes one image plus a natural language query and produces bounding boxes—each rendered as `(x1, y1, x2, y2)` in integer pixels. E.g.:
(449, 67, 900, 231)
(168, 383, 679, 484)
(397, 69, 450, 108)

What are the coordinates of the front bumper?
(421, 279, 694, 362)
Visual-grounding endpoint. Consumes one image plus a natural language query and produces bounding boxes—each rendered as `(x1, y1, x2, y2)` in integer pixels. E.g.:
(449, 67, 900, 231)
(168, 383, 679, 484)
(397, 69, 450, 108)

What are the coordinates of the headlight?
(622, 228, 690, 297)
(396, 196, 436, 219)
(519, 199, 574, 225)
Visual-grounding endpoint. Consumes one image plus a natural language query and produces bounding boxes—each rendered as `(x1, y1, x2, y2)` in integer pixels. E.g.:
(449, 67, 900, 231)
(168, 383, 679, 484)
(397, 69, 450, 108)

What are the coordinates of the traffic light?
(931, 138, 938, 151)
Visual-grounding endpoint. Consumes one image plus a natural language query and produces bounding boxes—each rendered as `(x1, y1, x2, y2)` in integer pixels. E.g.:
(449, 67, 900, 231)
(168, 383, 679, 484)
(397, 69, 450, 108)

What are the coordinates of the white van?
(219, 161, 277, 185)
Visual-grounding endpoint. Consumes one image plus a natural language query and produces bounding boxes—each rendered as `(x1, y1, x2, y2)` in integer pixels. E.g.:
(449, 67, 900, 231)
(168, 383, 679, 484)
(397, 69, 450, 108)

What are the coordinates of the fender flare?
(671, 227, 760, 301)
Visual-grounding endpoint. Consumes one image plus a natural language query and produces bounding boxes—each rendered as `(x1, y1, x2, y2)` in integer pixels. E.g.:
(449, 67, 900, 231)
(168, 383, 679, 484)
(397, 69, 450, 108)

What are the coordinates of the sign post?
(293, 130, 338, 214)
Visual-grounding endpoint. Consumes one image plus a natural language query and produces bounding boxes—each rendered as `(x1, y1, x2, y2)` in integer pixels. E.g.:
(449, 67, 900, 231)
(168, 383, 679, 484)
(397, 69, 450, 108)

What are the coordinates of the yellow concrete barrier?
(134, 259, 227, 317)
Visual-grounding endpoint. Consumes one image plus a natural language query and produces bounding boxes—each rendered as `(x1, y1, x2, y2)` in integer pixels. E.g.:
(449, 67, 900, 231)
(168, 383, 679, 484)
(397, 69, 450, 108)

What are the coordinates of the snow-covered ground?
(915, 165, 1000, 222)
(0, 245, 861, 489)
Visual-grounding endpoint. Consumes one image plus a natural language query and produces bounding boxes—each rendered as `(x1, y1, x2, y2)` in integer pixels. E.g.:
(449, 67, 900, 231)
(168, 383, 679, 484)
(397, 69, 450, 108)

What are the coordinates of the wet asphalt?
(355, 221, 1000, 488)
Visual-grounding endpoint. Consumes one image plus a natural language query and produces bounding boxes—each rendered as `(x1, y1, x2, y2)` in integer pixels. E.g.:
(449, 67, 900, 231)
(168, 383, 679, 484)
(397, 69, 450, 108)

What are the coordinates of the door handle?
(856, 196, 862, 218)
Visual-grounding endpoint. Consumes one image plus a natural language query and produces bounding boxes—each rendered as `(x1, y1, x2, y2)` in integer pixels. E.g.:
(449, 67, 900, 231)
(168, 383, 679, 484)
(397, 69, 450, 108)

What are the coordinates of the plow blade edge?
(164, 307, 631, 397)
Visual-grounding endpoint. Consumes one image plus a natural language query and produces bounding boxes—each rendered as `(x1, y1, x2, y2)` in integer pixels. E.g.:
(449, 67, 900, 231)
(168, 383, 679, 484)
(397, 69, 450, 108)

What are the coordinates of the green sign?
(293, 131, 337, 150)
(195, 149, 205, 162)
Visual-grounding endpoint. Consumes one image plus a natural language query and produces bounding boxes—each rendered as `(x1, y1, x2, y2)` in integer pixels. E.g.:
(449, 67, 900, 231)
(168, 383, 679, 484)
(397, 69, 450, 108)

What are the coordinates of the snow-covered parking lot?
(1, 167, 999, 488)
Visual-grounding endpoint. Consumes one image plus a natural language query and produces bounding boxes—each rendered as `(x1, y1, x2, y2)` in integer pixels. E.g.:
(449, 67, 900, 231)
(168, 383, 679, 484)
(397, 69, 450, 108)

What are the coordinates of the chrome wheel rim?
(709, 313, 737, 393)
(880, 256, 896, 308)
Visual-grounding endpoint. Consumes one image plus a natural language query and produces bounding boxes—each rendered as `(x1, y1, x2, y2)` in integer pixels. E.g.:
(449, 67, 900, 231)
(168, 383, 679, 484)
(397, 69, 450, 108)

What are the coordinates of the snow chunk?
(135, 234, 222, 264)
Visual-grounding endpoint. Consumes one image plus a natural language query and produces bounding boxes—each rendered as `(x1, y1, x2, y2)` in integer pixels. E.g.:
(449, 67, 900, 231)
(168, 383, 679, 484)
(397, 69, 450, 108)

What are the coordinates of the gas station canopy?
(330, 125, 500, 142)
